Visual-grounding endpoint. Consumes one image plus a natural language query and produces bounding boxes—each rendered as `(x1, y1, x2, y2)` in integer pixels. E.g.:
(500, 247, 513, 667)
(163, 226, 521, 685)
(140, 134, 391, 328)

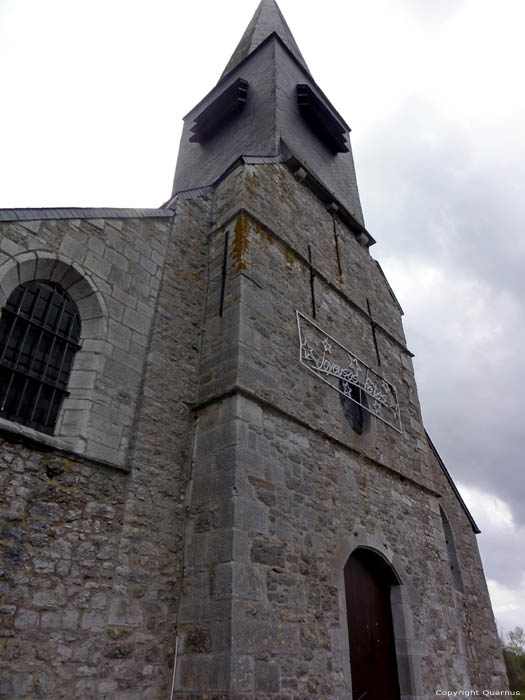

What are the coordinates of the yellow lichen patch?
(232, 215, 250, 271)
(232, 214, 272, 270)
(284, 248, 304, 275)
(263, 228, 274, 245)
(40, 456, 74, 486)
(278, 166, 289, 203)
(244, 170, 257, 200)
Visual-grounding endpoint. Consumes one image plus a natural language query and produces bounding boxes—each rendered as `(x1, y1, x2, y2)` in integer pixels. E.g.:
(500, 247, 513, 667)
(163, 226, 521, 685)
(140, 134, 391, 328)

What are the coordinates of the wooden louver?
(190, 78, 249, 143)
(297, 84, 349, 153)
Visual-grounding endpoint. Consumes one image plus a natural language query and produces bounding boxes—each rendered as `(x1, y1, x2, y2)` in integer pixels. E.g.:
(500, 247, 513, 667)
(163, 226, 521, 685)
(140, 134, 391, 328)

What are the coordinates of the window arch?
(439, 506, 464, 593)
(0, 280, 81, 434)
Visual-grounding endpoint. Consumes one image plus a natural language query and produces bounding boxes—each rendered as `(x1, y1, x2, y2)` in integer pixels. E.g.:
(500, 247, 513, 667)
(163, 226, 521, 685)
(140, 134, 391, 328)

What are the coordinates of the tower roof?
(220, 0, 310, 81)
(173, 0, 367, 233)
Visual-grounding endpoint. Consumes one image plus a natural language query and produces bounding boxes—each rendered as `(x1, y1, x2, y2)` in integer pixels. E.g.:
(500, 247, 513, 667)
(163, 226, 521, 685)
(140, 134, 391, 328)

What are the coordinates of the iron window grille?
(0, 281, 81, 434)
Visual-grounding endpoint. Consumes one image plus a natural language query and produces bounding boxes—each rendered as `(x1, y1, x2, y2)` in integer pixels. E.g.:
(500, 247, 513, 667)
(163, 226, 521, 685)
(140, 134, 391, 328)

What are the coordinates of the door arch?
(344, 547, 401, 700)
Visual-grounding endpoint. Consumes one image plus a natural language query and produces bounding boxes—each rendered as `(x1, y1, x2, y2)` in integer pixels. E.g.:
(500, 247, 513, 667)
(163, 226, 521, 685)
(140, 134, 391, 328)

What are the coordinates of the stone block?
(76, 292, 103, 320)
(231, 655, 254, 692)
(234, 498, 268, 534)
(0, 262, 20, 298)
(59, 409, 90, 435)
(34, 557, 55, 574)
(113, 285, 137, 309)
(123, 307, 151, 335)
(68, 370, 96, 390)
(108, 599, 144, 627)
(81, 610, 105, 632)
(1, 237, 24, 256)
(14, 609, 39, 630)
(177, 654, 229, 691)
(251, 538, 285, 567)
(140, 255, 157, 275)
(41, 611, 63, 629)
(53, 260, 81, 288)
(16, 252, 38, 284)
(238, 394, 263, 425)
(85, 251, 111, 278)
(231, 621, 298, 654)
(213, 562, 265, 601)
(81, 317, 106, 339)
(0, 673, 33, 699)
(85, 441, 124, 467)
(106, 247, 129, 270)
(108, 319, 132, 350)
(124, 245, 140, 263)
(85, 419, 123, 450)
(255, 659, 280, 693)
(32, 591, 57, 609)
(181, 626, 212, 654)
(60, 234, 87, 262)
(87, 235, 105, 255)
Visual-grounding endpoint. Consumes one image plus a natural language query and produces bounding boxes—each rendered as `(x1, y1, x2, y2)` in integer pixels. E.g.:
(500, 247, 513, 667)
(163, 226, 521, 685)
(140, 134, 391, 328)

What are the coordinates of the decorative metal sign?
(296, 311, 402, 433)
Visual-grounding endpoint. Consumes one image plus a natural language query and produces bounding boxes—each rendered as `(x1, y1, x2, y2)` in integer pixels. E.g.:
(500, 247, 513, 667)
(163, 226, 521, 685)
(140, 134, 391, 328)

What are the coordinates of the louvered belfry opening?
(0, 281, 81, 434)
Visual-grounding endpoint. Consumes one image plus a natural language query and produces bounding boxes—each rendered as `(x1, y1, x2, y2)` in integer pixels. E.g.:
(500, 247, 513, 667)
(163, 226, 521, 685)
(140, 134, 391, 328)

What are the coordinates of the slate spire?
(220, 0, 310, 81)
(172, 0, 366, 229)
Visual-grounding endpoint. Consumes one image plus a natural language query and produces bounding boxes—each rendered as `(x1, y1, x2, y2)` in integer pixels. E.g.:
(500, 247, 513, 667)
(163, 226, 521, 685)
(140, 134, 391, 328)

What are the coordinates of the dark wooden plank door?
(344, 550, 401, 700)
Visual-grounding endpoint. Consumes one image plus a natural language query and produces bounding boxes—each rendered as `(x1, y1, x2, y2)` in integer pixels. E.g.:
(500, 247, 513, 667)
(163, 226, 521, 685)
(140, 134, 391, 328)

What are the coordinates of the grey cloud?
(476, 525, 525, 589)
(358, 97, 525, 302)
(355, 97, 525, 534)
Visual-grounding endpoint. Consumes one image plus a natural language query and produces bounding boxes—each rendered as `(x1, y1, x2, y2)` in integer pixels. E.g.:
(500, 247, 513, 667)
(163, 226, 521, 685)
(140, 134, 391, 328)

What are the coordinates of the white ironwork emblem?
(296, 311, 402, 433)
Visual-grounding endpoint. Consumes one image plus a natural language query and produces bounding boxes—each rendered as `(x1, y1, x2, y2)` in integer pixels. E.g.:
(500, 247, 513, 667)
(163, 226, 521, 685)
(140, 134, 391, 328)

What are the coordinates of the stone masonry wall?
(0, 215, 170, 467)
(178, 391, 477, 697)
(1, 201, 211, 699)
(428, 448, 508, 688)
(0, 164, 506, 697)
(205, 163, 434, 492)
(174, 162, 507, 697)
(0, 441, 127, 699)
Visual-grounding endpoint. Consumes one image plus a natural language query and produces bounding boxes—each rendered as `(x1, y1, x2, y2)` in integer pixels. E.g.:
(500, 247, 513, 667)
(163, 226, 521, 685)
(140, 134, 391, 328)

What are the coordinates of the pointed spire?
(220, 0, 310, 81)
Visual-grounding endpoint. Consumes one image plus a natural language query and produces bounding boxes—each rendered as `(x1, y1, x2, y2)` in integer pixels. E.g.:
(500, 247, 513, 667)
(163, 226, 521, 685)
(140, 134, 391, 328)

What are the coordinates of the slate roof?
(426, 430, 481, 534)
(220, 0, 310, 81)
(0, 207, 174, 223)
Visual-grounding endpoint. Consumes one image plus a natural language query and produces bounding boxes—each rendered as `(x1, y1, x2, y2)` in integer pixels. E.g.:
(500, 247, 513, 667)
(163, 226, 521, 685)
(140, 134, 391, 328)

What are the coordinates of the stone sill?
(0, 416, 129, 473)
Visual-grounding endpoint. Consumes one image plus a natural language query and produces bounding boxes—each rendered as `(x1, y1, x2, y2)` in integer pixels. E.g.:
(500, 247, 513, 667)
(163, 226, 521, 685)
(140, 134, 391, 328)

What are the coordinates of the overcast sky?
(1, 0, 524, 638)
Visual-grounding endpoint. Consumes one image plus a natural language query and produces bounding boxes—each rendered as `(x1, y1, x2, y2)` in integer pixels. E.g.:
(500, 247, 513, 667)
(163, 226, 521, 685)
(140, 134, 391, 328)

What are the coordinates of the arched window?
(439, 507, 464, 593)
(0, 281, 81, 434)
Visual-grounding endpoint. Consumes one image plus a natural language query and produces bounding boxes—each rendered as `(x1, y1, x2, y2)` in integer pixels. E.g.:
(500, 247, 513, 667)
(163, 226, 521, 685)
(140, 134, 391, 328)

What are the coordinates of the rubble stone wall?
(1, 202, 210, 699)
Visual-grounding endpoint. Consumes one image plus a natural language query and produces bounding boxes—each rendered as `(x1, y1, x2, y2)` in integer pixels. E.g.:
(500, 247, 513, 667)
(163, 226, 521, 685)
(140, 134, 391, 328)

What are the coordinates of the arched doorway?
(344, 547, 401, 700)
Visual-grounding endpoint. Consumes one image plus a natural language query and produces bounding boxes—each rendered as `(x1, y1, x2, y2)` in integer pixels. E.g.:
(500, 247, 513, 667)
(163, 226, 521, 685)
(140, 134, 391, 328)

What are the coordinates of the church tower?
(166, 1, 507, 696)
(0, 1, 507, 698)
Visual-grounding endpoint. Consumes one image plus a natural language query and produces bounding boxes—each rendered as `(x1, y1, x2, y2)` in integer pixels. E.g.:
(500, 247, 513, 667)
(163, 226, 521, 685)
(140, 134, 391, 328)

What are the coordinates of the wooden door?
(344, 549, 401, 700)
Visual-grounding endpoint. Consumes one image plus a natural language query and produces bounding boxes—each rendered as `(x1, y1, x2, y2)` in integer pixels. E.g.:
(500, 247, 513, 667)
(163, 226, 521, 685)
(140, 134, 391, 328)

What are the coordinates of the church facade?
(0, 2, 508, 698)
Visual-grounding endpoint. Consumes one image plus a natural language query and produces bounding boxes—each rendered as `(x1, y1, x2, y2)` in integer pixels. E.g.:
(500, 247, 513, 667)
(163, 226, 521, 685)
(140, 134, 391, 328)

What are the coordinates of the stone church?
(0, 1, 508, 697)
